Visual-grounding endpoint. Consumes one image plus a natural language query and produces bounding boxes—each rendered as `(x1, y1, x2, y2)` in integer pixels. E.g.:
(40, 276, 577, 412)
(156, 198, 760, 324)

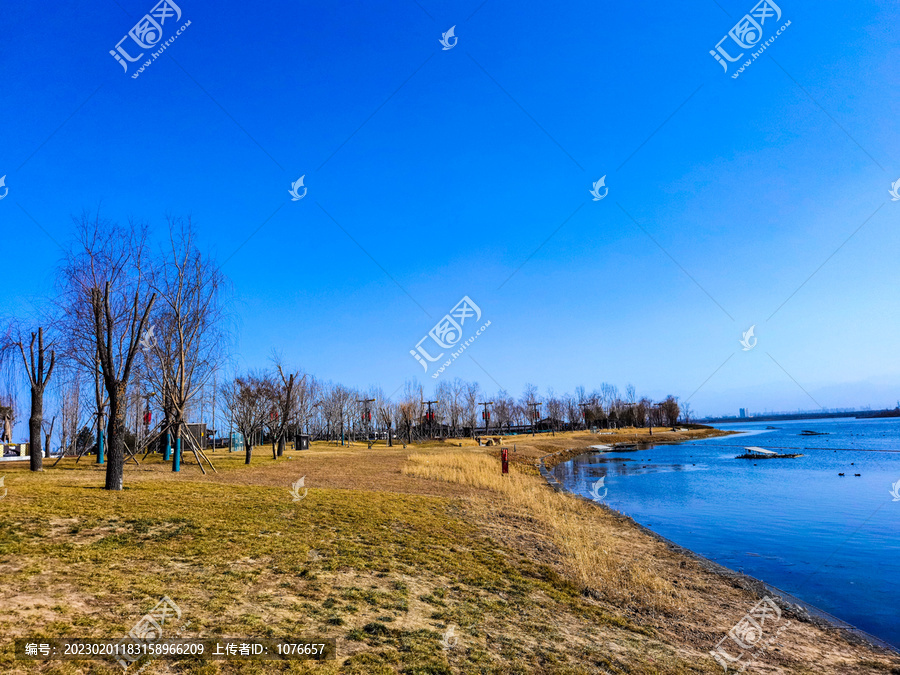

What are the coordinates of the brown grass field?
(1, 428, 898, 674)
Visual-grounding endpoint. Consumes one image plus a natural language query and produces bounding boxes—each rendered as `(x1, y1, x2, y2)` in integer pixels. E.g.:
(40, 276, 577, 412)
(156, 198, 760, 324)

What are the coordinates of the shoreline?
(539, 442, 900, 655)
(4, 430, 899, 673)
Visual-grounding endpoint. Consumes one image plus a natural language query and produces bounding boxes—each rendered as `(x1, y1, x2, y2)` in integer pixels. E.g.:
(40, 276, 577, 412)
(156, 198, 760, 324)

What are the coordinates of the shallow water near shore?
(552, 416, 900, 648)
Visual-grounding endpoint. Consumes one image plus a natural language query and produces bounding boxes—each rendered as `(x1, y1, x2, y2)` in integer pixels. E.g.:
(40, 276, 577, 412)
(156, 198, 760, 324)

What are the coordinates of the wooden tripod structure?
(139, 420, 217, 474)
(55, 409, 105, 467)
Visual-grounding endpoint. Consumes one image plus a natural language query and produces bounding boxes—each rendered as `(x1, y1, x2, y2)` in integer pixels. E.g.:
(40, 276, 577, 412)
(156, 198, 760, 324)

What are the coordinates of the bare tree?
(301, 374, 319, 437)
(493, 389, 514, 434)
(397, 380, 423, 444)
(377, 396, 395, 446)
(660, 395, 680, 427)
(221, 373, 270, 464)
(58, 215, 156, 490)
(563, 394, 579, 430)
(56, 372, 86, 458)
(322, 384, 352, 445)
(449, 378, 465, 437)
(270, 358, 303, 458)
(1, 326, 57, 471)
(434, 380, 451, 437)
(42, 416, 56, 458)
(463, 381, 479, 437)
(144, 219, 227, 460)
(545, 389, 563, 436)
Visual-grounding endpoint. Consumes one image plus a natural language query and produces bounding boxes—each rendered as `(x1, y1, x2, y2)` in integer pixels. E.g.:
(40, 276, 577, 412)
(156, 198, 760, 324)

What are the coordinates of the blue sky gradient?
(3, 0, 899, 420)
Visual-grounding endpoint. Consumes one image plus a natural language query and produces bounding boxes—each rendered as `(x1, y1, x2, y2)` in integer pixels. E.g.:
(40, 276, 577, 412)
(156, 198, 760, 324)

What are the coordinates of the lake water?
(551, 416, 900, 647)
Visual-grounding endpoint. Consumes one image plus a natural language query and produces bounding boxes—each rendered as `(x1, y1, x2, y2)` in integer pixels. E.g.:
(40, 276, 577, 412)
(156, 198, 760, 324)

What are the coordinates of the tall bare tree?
(144, 219, 227, 457)
(59, 215, 156, 490)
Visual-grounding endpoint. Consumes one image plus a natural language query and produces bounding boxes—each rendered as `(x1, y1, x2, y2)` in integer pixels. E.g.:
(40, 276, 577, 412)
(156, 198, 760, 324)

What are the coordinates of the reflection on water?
(551, 417, 900, 648)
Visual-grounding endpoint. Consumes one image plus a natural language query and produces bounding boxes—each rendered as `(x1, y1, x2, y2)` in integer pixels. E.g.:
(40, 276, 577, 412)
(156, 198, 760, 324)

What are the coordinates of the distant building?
(739, 408, 747, 418)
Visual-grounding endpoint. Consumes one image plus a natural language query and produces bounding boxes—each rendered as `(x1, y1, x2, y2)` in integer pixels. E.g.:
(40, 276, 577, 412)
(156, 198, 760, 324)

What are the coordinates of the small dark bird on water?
(838, 473, 844, 476)
(855, 473, 861, 477)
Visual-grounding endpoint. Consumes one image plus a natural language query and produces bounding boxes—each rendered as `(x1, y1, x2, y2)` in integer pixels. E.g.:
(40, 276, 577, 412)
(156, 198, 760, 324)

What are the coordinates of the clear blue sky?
(2, 0, 898, 420)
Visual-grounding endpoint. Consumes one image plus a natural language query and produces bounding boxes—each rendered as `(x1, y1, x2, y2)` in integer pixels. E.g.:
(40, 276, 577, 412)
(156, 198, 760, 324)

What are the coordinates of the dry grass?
(403, 450, 683, 615)
(1, 430, 898, 674)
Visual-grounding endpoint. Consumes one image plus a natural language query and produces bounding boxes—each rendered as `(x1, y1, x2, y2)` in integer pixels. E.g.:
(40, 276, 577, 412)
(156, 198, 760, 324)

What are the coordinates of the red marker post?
(501, 447, 509, 474)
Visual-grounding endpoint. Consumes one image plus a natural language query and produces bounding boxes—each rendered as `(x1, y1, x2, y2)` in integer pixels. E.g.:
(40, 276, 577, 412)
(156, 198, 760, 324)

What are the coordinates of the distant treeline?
(703, 407, 900, 424)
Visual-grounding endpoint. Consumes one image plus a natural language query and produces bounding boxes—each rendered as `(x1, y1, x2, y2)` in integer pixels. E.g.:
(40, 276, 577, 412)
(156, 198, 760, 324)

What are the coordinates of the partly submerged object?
(736, 446, 803, 459)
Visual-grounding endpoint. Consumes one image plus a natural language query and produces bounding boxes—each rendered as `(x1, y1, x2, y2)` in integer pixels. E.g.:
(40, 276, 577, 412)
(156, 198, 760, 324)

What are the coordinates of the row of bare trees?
(216, 371, 688, 453)
(2, 212, 227, 490)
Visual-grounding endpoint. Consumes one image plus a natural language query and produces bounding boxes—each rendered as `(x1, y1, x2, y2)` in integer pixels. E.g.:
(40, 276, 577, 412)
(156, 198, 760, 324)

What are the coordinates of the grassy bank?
(1, 428, 897, 673)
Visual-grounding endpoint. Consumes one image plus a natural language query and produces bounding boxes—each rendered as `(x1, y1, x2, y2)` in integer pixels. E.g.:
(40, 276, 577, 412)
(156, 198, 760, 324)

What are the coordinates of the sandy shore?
(537, 433, 900, 656)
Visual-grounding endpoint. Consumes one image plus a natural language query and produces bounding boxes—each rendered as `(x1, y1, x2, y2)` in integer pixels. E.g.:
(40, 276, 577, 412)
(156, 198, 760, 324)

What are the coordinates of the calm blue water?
(552, 417, 900, 647)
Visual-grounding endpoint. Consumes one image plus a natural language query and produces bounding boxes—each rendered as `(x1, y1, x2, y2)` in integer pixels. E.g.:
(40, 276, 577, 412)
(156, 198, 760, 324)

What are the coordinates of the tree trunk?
(105, 382, 126, 491)
(277, 436, 285, 457)
(29, 385, 44, 472)
(245, 443, 253, 465)
(272, 439, 278, 460)
(388, 427, 393, 447)
(43, 416, 55, 458)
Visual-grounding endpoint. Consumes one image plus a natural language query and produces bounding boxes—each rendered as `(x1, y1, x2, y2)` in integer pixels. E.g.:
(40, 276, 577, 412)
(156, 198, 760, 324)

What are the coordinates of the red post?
(501, 447, 509, 474)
